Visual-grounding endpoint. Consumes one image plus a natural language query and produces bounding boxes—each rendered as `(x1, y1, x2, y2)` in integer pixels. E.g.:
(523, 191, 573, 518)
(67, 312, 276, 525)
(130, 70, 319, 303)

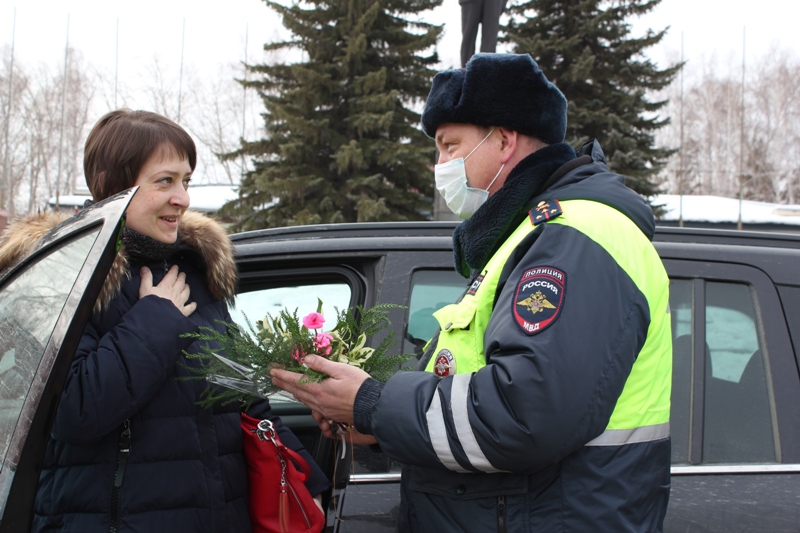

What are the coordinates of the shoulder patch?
(529, 199, 562, 226)
(512, 266, 566, 335)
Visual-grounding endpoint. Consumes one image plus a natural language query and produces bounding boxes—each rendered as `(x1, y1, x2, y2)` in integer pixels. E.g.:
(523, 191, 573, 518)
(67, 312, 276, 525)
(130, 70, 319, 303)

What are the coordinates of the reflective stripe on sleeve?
(450, 373, 506, 473)
(425, 384, 470, 473)
(585, 422, 670, 447)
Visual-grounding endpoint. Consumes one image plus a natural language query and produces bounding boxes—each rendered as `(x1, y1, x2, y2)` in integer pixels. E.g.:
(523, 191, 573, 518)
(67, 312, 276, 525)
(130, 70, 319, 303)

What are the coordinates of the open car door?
(0, 189, 134, 531)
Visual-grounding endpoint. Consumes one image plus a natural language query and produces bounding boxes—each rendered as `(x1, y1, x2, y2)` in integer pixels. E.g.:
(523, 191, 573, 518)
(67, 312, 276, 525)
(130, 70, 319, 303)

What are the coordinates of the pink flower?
(303, 312, 325, 329)
(291, 348, 305, 362)
(314, 332, 333, 356)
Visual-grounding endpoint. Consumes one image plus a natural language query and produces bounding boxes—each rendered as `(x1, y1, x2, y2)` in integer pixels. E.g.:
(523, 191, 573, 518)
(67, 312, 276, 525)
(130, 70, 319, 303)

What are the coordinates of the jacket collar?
(452, 143, 577, 277)
(528, 139, 656, 240)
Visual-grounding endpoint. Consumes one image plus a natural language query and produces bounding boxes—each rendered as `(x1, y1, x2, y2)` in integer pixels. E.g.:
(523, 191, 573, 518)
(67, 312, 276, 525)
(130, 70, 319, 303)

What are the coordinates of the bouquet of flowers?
(182, 299, 412, 407)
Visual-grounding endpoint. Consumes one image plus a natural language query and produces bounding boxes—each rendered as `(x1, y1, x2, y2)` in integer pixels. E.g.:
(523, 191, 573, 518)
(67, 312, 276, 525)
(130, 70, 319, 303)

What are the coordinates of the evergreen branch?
(182, 301, 413, 406)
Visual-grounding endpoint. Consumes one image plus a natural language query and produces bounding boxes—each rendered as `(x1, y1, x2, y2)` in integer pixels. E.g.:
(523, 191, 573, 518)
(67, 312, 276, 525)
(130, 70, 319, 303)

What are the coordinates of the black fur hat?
(421, 53, 567, 144)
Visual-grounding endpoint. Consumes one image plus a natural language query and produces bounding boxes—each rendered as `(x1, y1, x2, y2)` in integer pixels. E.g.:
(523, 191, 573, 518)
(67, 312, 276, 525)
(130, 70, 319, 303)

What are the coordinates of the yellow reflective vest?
(425, 198, 672, 443)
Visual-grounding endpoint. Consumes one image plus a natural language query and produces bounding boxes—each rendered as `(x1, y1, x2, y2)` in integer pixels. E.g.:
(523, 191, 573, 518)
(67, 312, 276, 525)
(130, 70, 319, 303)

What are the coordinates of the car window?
(229, 283, 352, 405)
(404, 270, 466, 357)
(0, 229, 99, 472)
(669, 278, 775, 465)
(705, 283, 760, 382)
(230, 283, 352, 332)
(703, 281, 773, 463)
(669, 279, 692, 464)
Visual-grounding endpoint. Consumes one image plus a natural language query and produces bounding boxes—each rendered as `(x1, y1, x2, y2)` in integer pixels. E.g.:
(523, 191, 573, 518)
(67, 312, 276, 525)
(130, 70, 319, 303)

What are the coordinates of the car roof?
(229, 222, 800, 283)
(230, 221, 460, 242)
(231, 221, 800, 250)
(231, 222, 460, 259)
(654, 226, 800, 249)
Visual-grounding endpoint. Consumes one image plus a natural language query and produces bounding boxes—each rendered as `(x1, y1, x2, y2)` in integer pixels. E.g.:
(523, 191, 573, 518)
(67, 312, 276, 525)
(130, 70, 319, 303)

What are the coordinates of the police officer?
(272, 53, 672, 533)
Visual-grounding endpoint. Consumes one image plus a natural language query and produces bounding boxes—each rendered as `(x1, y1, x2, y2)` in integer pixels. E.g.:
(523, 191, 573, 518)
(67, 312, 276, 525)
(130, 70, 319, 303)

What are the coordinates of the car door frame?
(663, 257, 800, 532)
(0, 189, 134, 531)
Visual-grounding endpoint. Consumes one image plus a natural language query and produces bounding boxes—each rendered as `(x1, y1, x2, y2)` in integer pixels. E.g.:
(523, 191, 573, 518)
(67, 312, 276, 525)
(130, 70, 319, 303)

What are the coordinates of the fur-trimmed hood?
(0, 210, 236, 313)
(0, 211, 71, 274)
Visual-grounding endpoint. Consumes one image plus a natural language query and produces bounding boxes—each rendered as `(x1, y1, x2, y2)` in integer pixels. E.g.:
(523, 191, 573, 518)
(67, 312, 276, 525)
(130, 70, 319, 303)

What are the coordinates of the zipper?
(277, 451, 312, 528)
(496, 495, 507, 533)
(286, 477, 312, 528)
(110, 419, 131, 533)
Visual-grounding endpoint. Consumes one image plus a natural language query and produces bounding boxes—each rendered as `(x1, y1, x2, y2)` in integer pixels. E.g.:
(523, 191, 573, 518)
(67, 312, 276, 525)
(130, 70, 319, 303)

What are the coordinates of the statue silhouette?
(460, 0, 507, 67)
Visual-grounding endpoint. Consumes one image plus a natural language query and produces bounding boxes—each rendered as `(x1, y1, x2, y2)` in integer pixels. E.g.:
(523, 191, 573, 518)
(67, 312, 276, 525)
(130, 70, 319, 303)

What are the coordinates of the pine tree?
(505, 0, 679, 196)
(220, 0, 442, 230)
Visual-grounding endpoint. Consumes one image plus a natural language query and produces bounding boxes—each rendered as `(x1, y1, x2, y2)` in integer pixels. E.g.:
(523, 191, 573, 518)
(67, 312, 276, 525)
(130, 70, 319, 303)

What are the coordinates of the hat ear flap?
(421, 69, 467, 138)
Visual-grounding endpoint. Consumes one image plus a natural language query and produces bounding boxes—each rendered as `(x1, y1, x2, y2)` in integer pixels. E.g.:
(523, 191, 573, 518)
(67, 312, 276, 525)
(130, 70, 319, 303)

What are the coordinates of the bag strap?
(278, 445, 311, 483)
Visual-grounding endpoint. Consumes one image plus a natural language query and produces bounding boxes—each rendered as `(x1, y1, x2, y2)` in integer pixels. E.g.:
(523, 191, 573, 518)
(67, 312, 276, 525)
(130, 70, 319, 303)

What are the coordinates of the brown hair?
(83, 109, 197, 201)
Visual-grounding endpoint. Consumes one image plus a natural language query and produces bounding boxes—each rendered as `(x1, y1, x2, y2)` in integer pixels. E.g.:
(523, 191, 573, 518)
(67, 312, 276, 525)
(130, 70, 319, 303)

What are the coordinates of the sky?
(2, 0, 797, 80)
(1, 0, 797, 185)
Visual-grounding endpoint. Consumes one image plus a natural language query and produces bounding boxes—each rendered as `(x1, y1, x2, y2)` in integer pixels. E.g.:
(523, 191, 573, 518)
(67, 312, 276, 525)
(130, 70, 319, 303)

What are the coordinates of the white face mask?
(434, 128, 505, 220)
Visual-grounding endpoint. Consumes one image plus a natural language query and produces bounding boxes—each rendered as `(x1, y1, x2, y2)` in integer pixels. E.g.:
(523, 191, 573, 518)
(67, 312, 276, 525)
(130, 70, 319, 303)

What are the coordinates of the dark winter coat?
(0, 210, 331, 532)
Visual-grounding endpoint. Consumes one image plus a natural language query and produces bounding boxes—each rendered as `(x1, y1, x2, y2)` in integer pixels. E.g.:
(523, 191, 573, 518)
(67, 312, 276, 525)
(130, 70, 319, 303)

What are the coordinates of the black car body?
(2, 191, 800, 531)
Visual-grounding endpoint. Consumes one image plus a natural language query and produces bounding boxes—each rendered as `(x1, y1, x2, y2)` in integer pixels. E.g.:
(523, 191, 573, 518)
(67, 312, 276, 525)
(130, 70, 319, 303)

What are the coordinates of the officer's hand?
(270, 355, 369, 425)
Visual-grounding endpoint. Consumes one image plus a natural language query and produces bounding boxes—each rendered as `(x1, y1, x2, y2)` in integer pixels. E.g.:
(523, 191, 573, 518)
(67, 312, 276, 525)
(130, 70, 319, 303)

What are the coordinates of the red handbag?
(241, 413, 326, 533)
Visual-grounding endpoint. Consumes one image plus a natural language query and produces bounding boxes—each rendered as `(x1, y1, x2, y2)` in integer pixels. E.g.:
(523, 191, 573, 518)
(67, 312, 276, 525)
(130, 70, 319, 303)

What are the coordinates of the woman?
(11, 109, 328, 531)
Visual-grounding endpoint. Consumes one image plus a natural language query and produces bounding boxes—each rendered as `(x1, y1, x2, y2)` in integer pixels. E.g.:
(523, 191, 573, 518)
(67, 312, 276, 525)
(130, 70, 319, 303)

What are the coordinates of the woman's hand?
(312, 411, 378, 446)
(139, 265, 197, 317)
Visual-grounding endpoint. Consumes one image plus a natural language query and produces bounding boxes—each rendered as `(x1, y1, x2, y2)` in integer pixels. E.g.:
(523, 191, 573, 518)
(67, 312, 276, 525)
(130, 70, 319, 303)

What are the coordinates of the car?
(2, 189, 800, 532)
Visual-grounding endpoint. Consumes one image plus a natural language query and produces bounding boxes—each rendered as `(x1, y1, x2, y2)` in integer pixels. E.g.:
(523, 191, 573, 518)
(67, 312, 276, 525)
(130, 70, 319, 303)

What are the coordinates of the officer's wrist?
(353, 378, 383, 434)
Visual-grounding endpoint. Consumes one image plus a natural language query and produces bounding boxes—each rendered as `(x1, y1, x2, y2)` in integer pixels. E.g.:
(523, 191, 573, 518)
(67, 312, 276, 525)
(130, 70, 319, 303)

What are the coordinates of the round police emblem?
(433, 349, 455, 377)
(512, 266, 566, 335)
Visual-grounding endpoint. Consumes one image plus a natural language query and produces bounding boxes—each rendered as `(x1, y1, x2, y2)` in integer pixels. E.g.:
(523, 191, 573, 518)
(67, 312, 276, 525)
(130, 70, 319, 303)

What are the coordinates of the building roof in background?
(654, 194, 800, 227)
(44, 191, 800, 229)
(184, 184, 240, 213)
(48, 184, 240, 214)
